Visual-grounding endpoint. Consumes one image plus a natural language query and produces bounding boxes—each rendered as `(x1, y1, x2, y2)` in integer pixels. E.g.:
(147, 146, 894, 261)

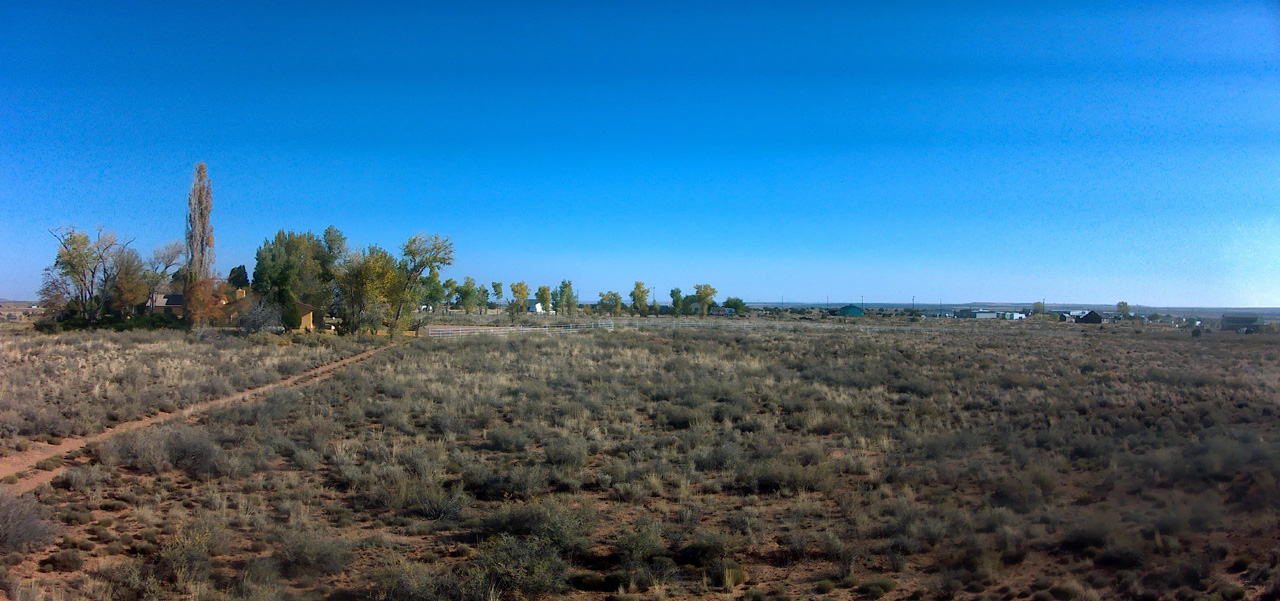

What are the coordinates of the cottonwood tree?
(389, 234, 454, 336)
(421, 270, 446, 313)
(694, 284, 718, 317)
(144, 241, 183, 313)
(536, 286, 552, 316)
(104, 247, 148, 314)
(1116, 301, 1131, 319)
(507, 282, 530, 320)
(442, 279, 457, 313)
(491, 282, 504, 304)
(669, 287, 682, 319)
(334, 246, 397, 334)
(477, 284, 490, 314)
(723, 296, 747, 316)
(630, 281, 650, 316)
(40, 227, 130, 324)
(597, 291, 624, 316)
(554, 280, 576, 316)
(456, 276, 479, 314)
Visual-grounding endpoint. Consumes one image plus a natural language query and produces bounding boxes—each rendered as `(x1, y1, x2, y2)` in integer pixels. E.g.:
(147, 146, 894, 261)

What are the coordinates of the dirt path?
(0, 344, 390, 496)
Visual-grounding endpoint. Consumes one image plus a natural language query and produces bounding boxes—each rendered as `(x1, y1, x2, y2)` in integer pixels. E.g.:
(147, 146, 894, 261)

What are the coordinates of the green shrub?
(274, 527, 352, 577)
(0, 494, 57, 551)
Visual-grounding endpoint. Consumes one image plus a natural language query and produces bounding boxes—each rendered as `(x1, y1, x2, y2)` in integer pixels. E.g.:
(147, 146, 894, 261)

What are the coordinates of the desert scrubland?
(0, 322, 1277, 601)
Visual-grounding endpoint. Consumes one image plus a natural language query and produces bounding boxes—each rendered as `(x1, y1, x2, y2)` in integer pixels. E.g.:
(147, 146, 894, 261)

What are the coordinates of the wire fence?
(423, 321, 615, 338)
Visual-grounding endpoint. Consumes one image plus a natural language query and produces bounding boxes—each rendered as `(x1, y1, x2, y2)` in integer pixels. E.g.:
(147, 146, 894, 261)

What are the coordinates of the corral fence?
(423, 321, 615, 338)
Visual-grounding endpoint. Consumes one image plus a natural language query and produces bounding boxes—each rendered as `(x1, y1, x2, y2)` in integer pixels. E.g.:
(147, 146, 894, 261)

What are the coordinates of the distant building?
(958, 309, 997, 319)
(1222, 313, 1260, 332)
(1075, 311, 1103, 324)
(999, 312, 1026, 320)
(150, 293, 186, 318)
(708, 306, 736, 316)
(527, 300, 545, 314)
(837, 305, 865, 317)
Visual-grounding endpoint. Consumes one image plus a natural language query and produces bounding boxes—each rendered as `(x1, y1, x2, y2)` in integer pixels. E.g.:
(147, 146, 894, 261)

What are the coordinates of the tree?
(508, 281, 530, 319)
(536, 286, 552, 316)
(334, 246, 397, 334)
(1116, 301, 1131, 319)
(722, 297, 747, 316)
(597, 291, 623, 316)
(227, 265, 250, 289)
(1031, 301, 1046, 315)
(239, 297, 282, 333)
(491, 282, 504, 304)
(184, 163, 214, 284)
(669, 288, 682, 318)
(390, 234, 454, 336)
(630, 282, 650, 316)
(650, 299, 660, 315)
(104, 247, 148, 315)
(421, 270, 446, 313)
(554, 280, 576, 316)
(694, 284, 718, 317)
(443, 279, 457, 313)
(477, 284, 490, 314)
(41, 227, 129, 324)
(183, 163, 217, 326)
(144, 241, 183, 313)
(456, 276, 479, 314)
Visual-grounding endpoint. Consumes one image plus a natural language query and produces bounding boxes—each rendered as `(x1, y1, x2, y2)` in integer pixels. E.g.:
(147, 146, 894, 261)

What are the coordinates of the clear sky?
(2, 2, 1277, 306)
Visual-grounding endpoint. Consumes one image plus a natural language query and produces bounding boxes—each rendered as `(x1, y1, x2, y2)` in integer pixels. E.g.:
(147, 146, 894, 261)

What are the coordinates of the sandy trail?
(0, 344, 389, 496)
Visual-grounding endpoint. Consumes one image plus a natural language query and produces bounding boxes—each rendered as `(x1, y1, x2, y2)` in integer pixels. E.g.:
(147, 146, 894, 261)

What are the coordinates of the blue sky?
(2, 2, 1277, 306)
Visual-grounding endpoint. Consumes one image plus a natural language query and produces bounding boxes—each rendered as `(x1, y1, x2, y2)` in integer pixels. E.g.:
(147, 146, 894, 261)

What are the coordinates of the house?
(150, 293, 186, 318)
(999, 312, 1026, 320)
(1222, 313, 1260, 332)
(527, 300, 545, 314)
(296, 302, 315, 330)
(1075, 311, 1103, 324)
(837, 305, 865, 317)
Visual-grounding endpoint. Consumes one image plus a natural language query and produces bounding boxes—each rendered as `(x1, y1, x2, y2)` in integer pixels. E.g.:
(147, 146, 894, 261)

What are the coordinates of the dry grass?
(2, 322, 1278, 601)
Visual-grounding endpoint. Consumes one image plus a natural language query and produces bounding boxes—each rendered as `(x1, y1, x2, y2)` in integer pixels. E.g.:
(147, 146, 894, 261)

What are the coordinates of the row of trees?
(39, 164, 217, 329)
(249, 228, 453, 335)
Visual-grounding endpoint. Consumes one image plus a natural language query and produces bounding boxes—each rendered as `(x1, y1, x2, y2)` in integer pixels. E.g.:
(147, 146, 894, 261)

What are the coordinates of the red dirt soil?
(0, 345, 389, 496)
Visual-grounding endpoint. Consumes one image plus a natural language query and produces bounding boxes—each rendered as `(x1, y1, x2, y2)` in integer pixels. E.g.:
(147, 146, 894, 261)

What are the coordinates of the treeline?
(36, 163, 749, 334)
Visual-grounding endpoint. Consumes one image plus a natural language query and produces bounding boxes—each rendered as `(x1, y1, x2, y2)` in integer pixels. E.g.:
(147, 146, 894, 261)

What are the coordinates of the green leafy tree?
(508, 281, 530, 319)
(722, 296, 747, 315)
(442, 279, 457, 313)
(456, 276, 479, 314)
(389, 234, 454, 335)
(554, 280, 577, 316)
(630, 282, 650, 316)
(251, 229, 346, 322)
(334, 246, 397, 334)
(40, 227, 128, 324)
(669, 288, 682, 318)
(491, 282, 504, 304)
(536, 286, 552, 316)
(1116, 301, 1131, 319)
(597, 291, 624, 316)
(682, 294, 700, 315)
(227, 265, 250, 289)
(477, 284, 490, 314)
(421, 270, 446, 312)
(694, 284, 718, 317)
(1032, 301, 1046, 315)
